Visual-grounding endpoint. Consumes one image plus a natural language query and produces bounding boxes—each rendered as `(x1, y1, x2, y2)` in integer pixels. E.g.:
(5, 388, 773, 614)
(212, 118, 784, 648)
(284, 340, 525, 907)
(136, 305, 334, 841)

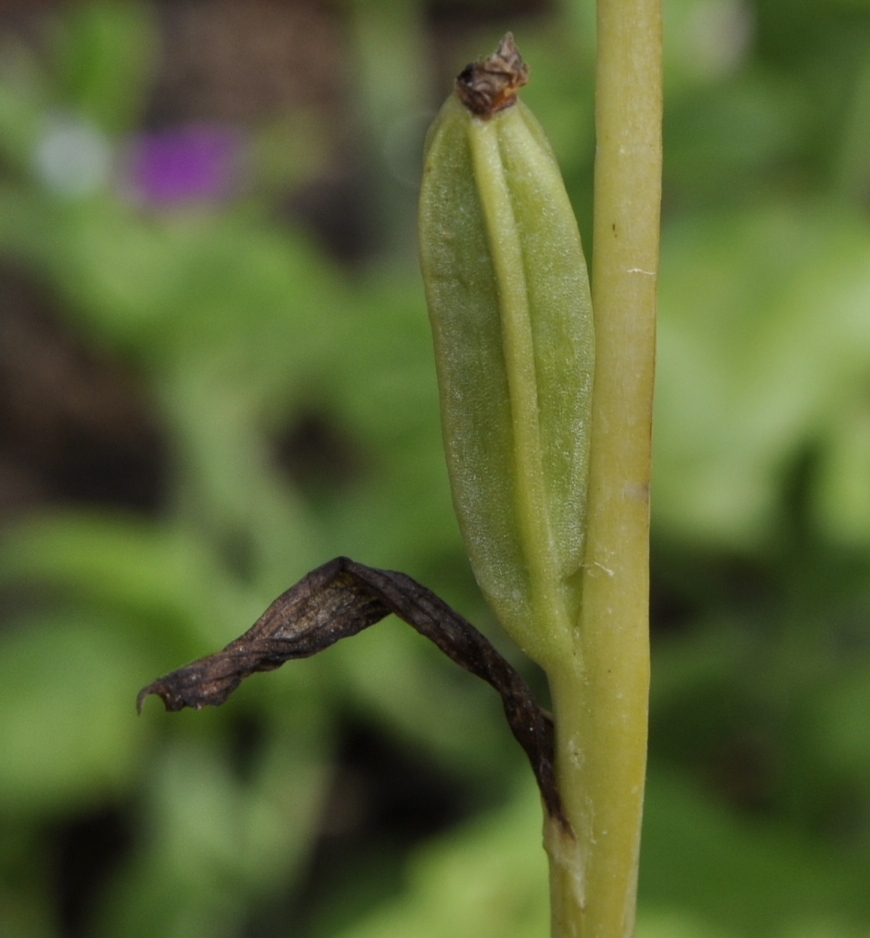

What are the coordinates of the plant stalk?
(544, 0, 661, 935)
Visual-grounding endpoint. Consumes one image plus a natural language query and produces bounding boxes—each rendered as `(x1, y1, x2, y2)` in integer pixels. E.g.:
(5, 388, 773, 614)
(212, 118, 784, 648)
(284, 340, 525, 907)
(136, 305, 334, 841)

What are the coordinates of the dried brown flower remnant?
(455, 33, 529, 117)
(138, 556, 570, 831)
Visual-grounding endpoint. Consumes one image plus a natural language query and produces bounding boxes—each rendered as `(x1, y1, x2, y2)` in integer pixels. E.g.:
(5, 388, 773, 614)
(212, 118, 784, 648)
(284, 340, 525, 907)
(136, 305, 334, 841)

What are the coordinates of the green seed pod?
(419, 35, 594, 667)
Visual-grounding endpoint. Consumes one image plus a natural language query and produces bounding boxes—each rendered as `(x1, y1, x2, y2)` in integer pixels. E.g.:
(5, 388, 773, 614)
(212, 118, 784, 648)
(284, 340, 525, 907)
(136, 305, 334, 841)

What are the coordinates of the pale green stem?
(544, 0, 662, 936)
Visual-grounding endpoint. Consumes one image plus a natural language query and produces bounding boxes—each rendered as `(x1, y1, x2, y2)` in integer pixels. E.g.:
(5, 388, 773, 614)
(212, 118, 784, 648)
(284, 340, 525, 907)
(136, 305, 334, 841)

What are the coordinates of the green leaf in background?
(52, 1, 155, 135)
(332, 780, 549, 938)
(0, 612, 146, 812)
(654, 203, 870, 550)
(0, 513, 259, 655)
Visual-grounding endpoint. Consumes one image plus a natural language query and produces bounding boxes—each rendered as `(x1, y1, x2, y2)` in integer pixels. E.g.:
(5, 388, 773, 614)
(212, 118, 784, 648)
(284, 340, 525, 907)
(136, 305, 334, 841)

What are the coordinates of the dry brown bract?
(138, 555, 569, 831)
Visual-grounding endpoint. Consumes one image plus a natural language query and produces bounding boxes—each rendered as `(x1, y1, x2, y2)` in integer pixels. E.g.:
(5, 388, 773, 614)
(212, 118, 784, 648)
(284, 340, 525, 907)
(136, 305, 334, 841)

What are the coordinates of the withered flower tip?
(455, 33, 529, 118)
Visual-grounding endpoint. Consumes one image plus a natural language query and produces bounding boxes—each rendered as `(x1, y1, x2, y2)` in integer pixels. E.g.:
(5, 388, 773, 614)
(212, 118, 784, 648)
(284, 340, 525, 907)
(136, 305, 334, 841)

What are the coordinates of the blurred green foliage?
(2, 1, 870, 937)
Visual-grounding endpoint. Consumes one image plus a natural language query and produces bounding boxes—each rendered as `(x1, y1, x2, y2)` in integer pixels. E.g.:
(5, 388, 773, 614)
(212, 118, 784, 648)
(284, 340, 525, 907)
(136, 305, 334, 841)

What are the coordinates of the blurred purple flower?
(124, 124, 246, 206)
